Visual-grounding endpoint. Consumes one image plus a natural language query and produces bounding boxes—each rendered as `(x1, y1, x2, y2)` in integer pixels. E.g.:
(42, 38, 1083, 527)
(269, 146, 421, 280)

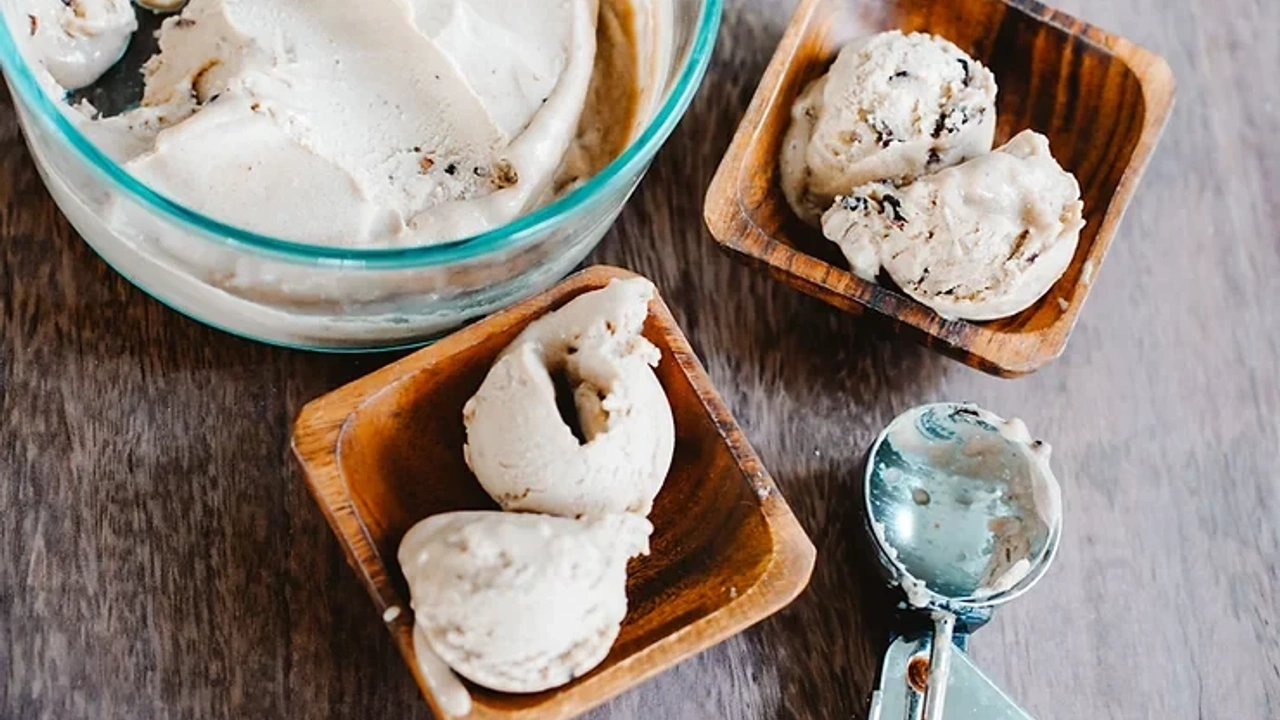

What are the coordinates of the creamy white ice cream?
(398, 511, 652, 694)
(6, 0, 666, 249)
(463, 277, 675, 517)
(822, 130, 1085, 321)
(64, 0, 601, 246)
(8, 0, 136, 89)
(780, 31, 997, 226)
(3, 0, 671, 346)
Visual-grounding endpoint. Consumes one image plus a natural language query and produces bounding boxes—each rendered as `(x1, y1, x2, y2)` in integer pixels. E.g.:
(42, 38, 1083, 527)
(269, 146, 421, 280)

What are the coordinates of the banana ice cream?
(400, 277, 677, 706)
(3, 0, 670, 345)
(780, 31, 997, 226)
(822, 130, 1085, 321)
(398, 511, 652, 695)
(463, 277, 675, 517)
(7, 0, 650, 246)
(69, 0, 595, 245)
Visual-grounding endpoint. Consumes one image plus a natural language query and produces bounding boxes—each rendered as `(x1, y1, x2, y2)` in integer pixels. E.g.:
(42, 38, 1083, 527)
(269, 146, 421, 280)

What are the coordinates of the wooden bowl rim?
(703, 0, 1176, 376)
(291, 265, 817, 720)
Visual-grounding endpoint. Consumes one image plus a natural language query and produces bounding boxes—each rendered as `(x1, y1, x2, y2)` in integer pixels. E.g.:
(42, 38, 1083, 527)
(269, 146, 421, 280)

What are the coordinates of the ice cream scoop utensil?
(862, 403, 1062, 720)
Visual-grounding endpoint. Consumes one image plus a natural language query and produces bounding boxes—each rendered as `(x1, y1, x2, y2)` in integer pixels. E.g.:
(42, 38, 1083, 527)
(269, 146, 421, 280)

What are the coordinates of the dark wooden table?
(2, 0, 1277, 718)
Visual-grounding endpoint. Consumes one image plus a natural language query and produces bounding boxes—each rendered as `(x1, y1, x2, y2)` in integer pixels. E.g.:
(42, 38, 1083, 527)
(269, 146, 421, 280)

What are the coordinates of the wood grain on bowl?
(704, 0, 1175, 376)
(291, 265, 816, 720)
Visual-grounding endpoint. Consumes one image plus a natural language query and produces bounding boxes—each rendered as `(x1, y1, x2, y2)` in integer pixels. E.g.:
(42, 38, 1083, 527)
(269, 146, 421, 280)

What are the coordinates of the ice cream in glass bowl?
(0, 0, 721, 349)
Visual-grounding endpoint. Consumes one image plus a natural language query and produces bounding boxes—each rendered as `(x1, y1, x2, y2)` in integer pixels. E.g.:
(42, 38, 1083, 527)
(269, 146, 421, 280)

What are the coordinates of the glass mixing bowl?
(0, 0, 721, 350)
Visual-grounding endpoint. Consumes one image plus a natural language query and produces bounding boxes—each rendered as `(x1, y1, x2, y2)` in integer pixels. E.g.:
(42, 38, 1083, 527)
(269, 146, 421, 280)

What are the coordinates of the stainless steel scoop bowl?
(863, 402, 1063, 720)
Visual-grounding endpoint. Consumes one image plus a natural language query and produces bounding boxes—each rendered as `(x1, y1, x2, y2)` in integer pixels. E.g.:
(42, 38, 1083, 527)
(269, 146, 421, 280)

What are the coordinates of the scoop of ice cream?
(822, 130, 1085, 321)
(398, 511, 652, 694)
(463, 277, 675, 517)
(780, 30, 997, 225)
(10, 0, 137, 90)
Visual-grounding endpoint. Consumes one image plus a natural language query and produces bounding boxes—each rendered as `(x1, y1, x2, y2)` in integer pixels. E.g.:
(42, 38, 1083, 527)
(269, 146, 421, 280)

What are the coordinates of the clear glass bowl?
(0, 0, 721, 350)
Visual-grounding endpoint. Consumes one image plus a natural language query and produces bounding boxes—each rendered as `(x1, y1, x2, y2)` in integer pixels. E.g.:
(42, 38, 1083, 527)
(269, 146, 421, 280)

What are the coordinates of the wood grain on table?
(1, 0, 1277, 718)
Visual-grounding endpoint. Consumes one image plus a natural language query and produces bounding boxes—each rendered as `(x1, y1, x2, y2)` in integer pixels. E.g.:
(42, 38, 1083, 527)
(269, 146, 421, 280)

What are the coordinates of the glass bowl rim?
(0, 0, 722, 269)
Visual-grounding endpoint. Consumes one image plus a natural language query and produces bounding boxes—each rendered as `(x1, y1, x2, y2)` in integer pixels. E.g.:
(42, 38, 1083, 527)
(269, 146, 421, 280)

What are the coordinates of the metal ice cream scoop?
(862, 402, 1063, 720)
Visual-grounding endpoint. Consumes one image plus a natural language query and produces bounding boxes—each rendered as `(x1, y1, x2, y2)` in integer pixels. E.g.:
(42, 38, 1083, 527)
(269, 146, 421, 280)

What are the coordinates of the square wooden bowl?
(704, 0, 1175, 376)
(291, 265, 816, 720)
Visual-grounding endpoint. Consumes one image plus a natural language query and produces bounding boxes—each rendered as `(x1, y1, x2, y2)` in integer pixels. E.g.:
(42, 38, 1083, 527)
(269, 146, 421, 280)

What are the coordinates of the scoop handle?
(921, 611, 956, 720)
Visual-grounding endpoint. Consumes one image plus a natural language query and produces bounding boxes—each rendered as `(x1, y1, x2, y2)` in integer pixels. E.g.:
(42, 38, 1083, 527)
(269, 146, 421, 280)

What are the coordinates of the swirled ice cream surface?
(9, 0, 601, 246)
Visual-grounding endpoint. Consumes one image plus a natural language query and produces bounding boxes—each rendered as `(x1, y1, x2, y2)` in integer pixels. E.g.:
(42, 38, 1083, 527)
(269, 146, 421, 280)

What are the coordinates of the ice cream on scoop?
(463, 277, 675, 517)
(780, 30, 997, 225)
(398, 511, 652, 694)
(11, 0, 136, 90)
(821, 130, 1085, 321)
